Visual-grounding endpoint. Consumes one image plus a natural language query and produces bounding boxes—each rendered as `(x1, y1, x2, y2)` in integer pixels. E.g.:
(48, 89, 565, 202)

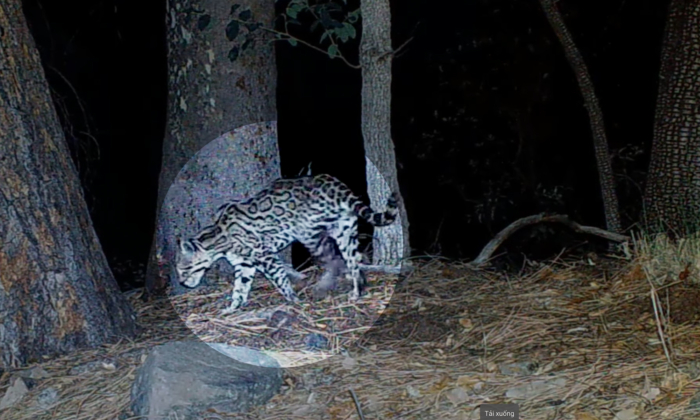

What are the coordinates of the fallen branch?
(285, 263, 408, 281)
(348, 388, 366, 420)
(470, 213, 630, 267)
(357, 263, 408, 275)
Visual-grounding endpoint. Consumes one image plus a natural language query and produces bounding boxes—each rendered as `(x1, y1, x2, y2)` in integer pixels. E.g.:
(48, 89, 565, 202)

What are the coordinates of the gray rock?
(498, 361, 538, 376)
(0, 377, 28, 411)
(36, 387, 59, 410)
(206, 343, 281, 368)
(130, 341, 282, 419)
(16, 366, 50, 380)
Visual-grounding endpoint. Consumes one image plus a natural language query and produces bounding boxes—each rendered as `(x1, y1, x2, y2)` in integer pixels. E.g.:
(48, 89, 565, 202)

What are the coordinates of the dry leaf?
(614, 407, 638, 420)
(458, 317, 474, 331)
(430, 374, 452, 392)
(406, 385, 421, 398)
(446, 387, 469, 406)
(456, 375, 480, 388)
(485, 361, 498, 372)
(341, 356, 357, 370)
(293, 404, 314, 417)
(101, 361, 116, 371)
(641, 387, 660, 402)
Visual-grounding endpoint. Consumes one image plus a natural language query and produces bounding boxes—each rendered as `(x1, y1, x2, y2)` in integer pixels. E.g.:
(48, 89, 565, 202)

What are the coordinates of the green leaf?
(228, 46, 240, 62)
(343, 22, 356, 39)
(335, 26, 349, 43)
(347, 9, 360, 24)
(287, 3, 305, 19)
(197, 14, 211, 31)
(242, 38, 254, 51)
(238, 10, 252, 21)
(245, 22, 261, 32)
(320, 31, 329, 43)
(230, 4, 240, 15)
(328, 44, 339, 58)
(288, 38, 298, 46)
(225, 21, 240, 41)
(320, 8, 332, 28)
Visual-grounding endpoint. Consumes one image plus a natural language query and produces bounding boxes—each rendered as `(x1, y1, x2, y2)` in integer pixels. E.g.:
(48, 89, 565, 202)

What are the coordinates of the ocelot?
(176, 173, 399, 314)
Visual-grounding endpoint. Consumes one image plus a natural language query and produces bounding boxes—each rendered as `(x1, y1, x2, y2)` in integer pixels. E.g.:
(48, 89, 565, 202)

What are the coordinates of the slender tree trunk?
(643, 0, 700, 236)
(538, 0, 622, 234)
(360, 0, 410, 266)
(144, 0, 281, 297)
(0, 0, 138, 368)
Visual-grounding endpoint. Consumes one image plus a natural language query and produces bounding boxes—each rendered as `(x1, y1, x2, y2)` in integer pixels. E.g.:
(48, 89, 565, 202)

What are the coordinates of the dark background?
(21, 0, 669, 289)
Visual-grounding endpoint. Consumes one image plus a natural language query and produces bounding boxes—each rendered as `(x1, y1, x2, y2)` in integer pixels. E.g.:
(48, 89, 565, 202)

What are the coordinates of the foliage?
(279, 0, 359, 61)
(222, 5, 261, 62)
(212, 1, 360, 64)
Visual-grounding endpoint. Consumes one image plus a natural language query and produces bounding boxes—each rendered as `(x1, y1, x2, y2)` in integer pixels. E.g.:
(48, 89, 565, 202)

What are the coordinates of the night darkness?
(21, 0, 669, 290)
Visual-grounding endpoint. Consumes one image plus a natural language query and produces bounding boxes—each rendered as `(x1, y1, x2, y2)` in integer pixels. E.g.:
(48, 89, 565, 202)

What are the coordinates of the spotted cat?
(176, 174, 398, 314)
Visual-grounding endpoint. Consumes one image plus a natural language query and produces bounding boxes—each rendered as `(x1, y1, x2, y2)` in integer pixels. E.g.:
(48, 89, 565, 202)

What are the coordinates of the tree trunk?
(538, 0, 622, 234)
(643, 0, 700, 236)
(0, 0, 138, 368)
(144, 0, 280, 297)
(360, 0, 411, 266)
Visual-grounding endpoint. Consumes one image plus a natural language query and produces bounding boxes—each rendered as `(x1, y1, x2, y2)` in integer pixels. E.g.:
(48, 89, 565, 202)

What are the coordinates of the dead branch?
(470, 213, 630, 267)
(358, 263, 407, 275)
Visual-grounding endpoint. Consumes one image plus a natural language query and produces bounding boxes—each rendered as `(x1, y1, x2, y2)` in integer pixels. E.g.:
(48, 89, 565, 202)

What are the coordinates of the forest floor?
(2, 234, 700, 419)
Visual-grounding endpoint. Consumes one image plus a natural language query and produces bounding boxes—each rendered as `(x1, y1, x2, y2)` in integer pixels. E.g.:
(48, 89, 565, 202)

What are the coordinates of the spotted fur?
(176, 174, 398, 314)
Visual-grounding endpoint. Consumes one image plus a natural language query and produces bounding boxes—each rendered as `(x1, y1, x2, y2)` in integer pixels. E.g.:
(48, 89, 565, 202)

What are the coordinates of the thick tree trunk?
(643, 0, 700, 236)
(144, 0, 280, 297)
(538, 0, 622, 234)
(360, 0, 410, 266)
(0, 0, 138, 368)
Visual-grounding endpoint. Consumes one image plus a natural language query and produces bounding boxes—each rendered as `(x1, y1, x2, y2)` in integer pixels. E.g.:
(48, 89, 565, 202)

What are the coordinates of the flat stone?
(130, 341, 282, 419)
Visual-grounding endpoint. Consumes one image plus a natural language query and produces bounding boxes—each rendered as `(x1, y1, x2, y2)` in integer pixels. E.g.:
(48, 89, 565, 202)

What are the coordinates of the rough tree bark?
(643, 0, 700, 237)
(360, 0, 411, 266)
(0, 0, 138, 368)
(144, 0, 282, 298)
(538, 0, 622, 234)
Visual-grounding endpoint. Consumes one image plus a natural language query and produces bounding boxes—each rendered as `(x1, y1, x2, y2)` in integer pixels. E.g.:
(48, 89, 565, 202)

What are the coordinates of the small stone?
(17, 366, 50, 380)
(36, 387, 59, 410)
(303, 333, 328, 350)
(0, 377, 29, 410)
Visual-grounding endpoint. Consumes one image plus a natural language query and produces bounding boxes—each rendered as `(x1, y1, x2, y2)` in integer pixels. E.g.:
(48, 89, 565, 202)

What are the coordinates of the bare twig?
(378, 36, 415, 61)
(348, 388, 366, 420)
(358, 263, 406, 275)
(470, 213, 630, 266)
(645, 275, 678, 370)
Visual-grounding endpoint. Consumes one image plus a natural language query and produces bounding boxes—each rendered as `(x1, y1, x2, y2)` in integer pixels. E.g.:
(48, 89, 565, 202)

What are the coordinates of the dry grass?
(2, 234, 700, 419)
(171, 266, 396, 368)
